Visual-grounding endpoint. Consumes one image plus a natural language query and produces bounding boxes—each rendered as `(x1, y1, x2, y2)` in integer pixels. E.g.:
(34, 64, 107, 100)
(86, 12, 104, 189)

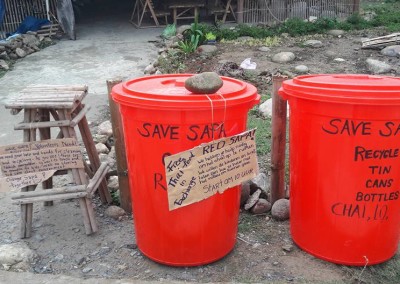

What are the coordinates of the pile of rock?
(241, 173, 290, 221)
(0, 32, 50, 70)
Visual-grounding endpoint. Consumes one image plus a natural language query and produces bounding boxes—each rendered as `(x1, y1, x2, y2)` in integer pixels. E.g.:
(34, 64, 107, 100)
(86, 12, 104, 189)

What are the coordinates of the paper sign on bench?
(165, 129, 259, 210)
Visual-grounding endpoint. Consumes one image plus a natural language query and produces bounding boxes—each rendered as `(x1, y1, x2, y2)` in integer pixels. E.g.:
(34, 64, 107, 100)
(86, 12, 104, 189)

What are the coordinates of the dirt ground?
(1, 28, 399, 283)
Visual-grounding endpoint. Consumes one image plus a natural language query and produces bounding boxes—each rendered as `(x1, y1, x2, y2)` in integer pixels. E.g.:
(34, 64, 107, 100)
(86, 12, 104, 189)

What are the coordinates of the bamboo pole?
(13, 192, 88, 205)
(20, 109, 37, 238)
(75, 103, 112, 204)
(107, 79, 132, 213)
(58, 109, 94, 235)
(38, 109, 53, 206)
(12, 185, 86, 199)
(15, 120, 71, 130)
(270, 75, 288, 205)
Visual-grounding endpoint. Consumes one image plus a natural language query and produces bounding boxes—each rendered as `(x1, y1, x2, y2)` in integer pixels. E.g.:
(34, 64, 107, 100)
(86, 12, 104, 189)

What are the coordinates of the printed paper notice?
(165, 129, 259, 210)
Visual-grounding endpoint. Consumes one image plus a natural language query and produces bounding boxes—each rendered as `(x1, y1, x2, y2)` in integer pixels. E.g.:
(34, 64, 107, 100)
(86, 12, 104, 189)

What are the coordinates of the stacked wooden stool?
(4, 85, 112, 238)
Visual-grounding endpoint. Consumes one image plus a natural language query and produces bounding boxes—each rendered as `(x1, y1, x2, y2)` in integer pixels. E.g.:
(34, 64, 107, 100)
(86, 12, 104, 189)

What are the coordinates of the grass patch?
(196, 1, 400, 41)
(247, 93, 272, 156)
(343, 254, 400, 284)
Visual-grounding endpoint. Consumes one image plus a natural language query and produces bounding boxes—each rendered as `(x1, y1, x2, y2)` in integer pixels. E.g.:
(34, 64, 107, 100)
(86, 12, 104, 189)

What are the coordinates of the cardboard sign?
(0, 146, 83, 176)
(0, 138, 83, 192)
(0, 170, 56, 193)
(165, 129, 259, 210)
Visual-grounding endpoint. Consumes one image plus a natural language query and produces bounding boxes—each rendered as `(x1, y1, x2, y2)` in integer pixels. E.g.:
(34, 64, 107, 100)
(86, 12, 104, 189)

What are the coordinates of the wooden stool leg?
(58, 109, 96, 234)
(20, 109, 37, 238)
(38, 109, 53, 206)
(75, 104, 112, 204)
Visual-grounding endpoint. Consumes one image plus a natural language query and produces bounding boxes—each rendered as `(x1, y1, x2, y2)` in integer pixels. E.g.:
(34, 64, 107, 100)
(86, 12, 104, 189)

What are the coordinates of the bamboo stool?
(4, 84, 112, 238)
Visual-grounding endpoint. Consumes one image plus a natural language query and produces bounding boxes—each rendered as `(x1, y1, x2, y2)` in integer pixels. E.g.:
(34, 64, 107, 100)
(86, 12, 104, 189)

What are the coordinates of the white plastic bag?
(240, 58, 257, 70)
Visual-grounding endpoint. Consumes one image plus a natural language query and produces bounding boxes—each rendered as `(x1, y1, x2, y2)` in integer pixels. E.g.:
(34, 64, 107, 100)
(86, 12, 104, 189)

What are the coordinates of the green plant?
(162, 24, 176, 38)
(178, 16, 204, 54)
(205, 32, 217, 41)
(111, 190, 120, 206)
(178, 40, 198, 53)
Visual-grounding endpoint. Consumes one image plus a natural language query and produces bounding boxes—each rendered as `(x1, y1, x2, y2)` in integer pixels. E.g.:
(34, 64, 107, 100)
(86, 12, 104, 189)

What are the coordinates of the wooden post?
(353, 0, 360, 13)
(270, 76, 288, 205)
(107, 79, 132, 213)
(237, 0, 244, 23)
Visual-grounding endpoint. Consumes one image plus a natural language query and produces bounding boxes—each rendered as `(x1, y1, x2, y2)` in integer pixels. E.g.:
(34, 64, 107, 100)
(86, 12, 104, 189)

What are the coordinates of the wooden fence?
(241, 0, 359, 24)
(0, 0, 57, 39)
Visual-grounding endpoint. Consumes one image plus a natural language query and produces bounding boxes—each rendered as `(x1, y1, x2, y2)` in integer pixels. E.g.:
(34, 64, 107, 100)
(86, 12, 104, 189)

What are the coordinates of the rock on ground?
(258, 46, 270, 52)
(381, 45, 400, 57)
(95, 143, 110, 154)
(15, 48, 27, 58)
(185, 72, 223, 94)
(197, 45, 217, 54)
(105, 205, 126, 220)
(259, 98, 289, 118)
(271, 199, 290, 221)
(107, 176, 119, 191)
(0, 242, 37, 271)
(244, 189, 261, 210)
(366, 58, 392, 74)
(303, 40, 323, 48)
(327, 29, 344, 36)
(251, 199, 272, 214)
(294, 65, 309, 74)
(98, 121, 113, 137)
(251, 172, 268, 192)
(144, 64, 156, 75)
(0, 59, 9, 70)
(272, 52, 295, 63)
(176, 25, 191, 35)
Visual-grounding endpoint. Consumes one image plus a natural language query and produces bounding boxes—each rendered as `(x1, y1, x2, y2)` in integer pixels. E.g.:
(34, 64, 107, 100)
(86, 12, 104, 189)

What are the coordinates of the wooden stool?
(4, 85, 112, 238)
(1, 138, 110, 238)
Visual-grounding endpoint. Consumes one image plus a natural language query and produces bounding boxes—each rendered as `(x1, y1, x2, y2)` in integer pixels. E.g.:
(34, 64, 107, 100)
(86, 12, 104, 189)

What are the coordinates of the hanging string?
(205, 92, 228, 141)
(205, 95, 215, 141)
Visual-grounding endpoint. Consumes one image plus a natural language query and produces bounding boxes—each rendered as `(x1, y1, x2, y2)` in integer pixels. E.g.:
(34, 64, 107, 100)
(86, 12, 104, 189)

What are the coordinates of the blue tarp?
(0, 0, 5, 27)
(7, 16, 50, 37)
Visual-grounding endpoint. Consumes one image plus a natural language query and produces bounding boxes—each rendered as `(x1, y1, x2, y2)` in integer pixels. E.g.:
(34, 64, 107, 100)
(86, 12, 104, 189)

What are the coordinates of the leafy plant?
(178, 16, 204, 54)
(205, 32, 216, 41)
(178, 40, 198, 54)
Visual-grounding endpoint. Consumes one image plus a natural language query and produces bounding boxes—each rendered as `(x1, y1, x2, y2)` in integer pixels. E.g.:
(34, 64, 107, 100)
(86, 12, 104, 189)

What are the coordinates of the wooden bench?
(130, 0, 170, 28)
(209, 0, 236, 23)
(168, 0, 205, 25)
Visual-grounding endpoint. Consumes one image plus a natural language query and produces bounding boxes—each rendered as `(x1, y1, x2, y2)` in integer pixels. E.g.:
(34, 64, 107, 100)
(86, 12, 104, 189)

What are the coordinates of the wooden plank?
(107, 79, 132, 213)
(361, 33, 400, 49)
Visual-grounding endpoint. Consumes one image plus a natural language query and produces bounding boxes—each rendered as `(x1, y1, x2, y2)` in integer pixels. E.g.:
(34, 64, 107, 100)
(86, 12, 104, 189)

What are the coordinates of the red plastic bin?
(112, 74, 259, 266)
(280, 74, 400, 265)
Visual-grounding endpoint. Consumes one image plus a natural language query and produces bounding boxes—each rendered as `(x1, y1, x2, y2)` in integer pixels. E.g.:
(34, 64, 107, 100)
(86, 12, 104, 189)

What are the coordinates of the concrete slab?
(0, 18, 161, 146)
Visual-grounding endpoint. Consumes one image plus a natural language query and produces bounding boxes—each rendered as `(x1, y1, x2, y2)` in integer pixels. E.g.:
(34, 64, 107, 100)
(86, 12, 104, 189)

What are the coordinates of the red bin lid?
(281, 74, 400, 105)
(112, 74, 259, 109)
